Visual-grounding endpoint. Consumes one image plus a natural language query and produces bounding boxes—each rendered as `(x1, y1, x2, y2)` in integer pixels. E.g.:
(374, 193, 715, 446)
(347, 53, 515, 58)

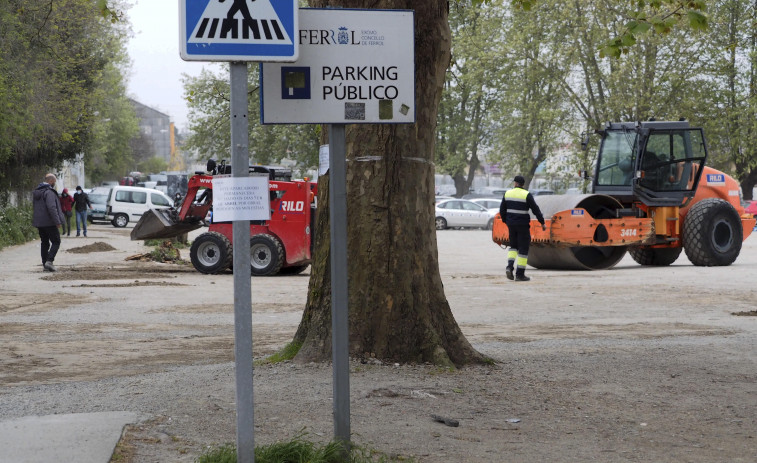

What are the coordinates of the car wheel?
(250, 234, 284, 276)
(190, 232, 232, 274)
(435, 217, 447, 230)
(112, 213, 129, 228)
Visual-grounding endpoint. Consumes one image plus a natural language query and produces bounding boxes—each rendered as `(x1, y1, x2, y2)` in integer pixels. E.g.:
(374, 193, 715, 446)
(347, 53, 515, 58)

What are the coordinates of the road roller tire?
(683, 198, 742, 266)
(190, 232, 232, 274)
(628, 246, 682, 266)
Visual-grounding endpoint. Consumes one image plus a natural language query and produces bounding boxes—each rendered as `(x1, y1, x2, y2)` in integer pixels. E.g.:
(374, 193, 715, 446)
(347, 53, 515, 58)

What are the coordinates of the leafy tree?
(698, 0, 757, 199)
(436, 1, 504, 196)
(0, 0, 134, 199)
(137, 157, 169, 176)
(85, 63, 140, 184)
(508, 0, 709, 58)
(183, 66, 319, 175)
(488, 0, 574, 188)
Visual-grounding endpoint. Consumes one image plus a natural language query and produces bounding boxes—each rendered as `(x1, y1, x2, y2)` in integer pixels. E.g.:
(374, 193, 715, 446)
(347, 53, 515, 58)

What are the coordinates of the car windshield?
(89, 194, 108, 204)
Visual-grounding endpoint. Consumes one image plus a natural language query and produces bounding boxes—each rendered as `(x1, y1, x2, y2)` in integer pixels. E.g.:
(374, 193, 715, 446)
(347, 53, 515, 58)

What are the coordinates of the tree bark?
(292, 0, 487, 367)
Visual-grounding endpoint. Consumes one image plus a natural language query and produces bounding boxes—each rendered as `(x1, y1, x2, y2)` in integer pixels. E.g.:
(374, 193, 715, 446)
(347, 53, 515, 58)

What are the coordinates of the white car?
(470, 197, 503, 210)
(435, 199, 498, 230)
(106, 185, 174, 228)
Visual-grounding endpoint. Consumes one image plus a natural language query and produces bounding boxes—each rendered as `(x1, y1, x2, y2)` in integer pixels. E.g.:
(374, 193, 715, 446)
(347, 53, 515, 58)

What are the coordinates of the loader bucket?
(130, 208, 203, 241)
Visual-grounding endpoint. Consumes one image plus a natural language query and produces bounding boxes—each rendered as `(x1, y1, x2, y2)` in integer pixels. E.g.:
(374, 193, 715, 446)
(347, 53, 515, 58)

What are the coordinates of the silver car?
(470, 197, 503, 210)
(435, 199, 498, 230)
(87, 187, 111, 223)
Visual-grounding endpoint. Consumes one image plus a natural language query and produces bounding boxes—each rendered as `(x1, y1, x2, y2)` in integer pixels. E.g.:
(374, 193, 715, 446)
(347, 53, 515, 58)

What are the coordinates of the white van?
(106, 186, 173, 228)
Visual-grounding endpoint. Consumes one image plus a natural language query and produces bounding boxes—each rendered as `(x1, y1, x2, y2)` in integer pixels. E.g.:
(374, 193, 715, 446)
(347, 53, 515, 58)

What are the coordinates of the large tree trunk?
(292, 0, 487, 367)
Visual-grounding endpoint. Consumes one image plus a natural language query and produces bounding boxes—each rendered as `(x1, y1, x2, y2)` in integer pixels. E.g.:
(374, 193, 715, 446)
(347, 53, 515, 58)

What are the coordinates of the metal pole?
(329, 124, 351, 449)
(230, 61, 255, 463)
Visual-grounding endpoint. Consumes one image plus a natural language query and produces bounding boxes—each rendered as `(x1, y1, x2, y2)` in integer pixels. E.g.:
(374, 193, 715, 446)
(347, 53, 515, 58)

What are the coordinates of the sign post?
(180, 2, 299, 462)
(328, 124, 350, 447)
(229, 62, 255, 462)
(260, 8, 415, 450)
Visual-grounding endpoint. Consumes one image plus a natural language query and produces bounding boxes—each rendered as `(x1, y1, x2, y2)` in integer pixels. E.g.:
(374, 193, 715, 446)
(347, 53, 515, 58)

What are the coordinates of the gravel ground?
(1, 224, 757, 462)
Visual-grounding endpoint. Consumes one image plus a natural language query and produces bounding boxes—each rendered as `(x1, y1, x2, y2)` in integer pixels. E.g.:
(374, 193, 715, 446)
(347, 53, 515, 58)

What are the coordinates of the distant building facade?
(130, 99, 172, 163)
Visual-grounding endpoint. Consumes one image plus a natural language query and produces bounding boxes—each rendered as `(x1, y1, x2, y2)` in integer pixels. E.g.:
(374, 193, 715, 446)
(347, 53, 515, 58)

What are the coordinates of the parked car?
(435, 199, 497, 230)
(746, 200, 757, 229)
(87, 187, 111, 223)
(463, 187, 509, 199)
(531, 189, 554, 196)
(106, 185, 174, 228)
(435, 195, 454, 203)
(470, 198, 503, 210)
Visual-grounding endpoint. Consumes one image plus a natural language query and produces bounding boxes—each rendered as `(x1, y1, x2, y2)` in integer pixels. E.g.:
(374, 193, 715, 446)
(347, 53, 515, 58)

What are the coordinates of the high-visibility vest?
(503, 187, 531, 225)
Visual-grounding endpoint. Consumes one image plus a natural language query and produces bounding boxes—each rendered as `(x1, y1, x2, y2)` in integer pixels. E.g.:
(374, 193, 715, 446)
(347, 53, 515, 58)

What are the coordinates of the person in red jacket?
(59, 188, 74, 236)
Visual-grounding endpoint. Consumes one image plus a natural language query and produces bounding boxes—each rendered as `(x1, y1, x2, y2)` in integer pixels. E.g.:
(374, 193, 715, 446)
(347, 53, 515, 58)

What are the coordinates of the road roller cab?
(493, 120, 756, 269)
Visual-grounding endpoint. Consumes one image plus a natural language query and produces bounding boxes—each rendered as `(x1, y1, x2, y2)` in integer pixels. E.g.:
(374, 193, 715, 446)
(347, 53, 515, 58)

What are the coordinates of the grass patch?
(196, 437, 416, 463)
(256, 342, 302, 365)
(145, 238, 190, 249)
(0, 204, 38, 251)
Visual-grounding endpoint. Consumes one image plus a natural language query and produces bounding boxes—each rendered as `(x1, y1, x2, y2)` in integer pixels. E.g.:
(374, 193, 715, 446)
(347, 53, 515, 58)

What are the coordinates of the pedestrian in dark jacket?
(32, 173, 65, 272)
(499, 175, 546, 282)
(59, 188, 74, 236)
(73, 185, 93, 237)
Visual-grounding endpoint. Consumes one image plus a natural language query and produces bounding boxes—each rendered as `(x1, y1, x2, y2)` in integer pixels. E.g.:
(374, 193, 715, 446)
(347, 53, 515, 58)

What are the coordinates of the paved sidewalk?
(0, 412, 139, 463)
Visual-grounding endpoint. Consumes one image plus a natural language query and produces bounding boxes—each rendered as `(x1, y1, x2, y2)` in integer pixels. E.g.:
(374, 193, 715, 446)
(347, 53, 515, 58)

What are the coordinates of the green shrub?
(196, 437, 415, 463)
(0, 205, 38, 251)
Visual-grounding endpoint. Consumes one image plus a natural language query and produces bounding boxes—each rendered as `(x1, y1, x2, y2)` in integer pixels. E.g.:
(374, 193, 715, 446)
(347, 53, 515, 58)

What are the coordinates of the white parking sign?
(260, 9, 415, 124)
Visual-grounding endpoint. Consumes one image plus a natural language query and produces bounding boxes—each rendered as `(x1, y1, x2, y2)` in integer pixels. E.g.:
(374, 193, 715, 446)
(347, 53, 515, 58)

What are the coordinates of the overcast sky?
(126, 0, 216, 131)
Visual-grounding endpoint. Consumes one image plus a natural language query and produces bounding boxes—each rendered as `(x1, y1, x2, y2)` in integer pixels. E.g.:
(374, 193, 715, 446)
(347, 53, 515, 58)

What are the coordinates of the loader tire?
(250, 234, 284, 276)
(628, 246, 682, 266)
(190, 232, 232, 274)
(683, 198, 743, 266)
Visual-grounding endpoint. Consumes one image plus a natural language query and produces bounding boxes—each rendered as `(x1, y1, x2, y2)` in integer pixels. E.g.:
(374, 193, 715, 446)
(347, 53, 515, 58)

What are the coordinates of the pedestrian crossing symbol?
(180, 0, 298, 62)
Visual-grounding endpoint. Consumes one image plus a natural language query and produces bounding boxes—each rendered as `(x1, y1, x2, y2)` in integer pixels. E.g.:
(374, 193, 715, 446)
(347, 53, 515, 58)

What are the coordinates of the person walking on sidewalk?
(32, 174, 65, 272)
(499, 175, 546, 282)
(73, 185, 93, 237)
(59, 188, 74, 236)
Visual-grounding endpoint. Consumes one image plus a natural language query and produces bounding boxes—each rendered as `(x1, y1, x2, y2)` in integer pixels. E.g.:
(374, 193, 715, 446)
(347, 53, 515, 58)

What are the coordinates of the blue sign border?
(180, 0, 298, 62)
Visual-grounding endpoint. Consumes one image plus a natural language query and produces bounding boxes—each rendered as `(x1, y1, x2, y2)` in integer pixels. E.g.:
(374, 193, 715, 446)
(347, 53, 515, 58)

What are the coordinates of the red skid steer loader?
(131, 160, 317, 276)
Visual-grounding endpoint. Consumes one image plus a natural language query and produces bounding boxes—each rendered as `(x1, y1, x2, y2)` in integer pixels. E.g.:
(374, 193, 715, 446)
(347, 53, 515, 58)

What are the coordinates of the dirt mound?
(67, 242, 116, 253)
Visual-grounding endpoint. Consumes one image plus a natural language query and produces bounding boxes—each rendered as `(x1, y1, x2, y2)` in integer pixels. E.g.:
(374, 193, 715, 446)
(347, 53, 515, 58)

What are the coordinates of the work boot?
(43, 261, 57, 272)
(506, 268, 514, 280)
(515, 274, 530, 282)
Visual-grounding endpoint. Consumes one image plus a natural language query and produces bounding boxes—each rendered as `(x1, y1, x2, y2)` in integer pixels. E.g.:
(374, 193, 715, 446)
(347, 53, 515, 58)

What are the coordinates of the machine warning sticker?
(706, 173, 725, 186)
(571, 209, 585, 216)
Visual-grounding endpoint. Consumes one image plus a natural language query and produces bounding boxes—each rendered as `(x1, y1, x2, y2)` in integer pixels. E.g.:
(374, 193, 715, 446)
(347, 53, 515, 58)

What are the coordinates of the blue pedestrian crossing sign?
(180, 0, 298, 62)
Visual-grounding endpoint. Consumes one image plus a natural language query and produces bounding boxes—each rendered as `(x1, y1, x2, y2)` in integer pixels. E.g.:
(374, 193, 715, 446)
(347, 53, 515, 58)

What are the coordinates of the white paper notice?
(212, 175, 271, 222)
(319, 144, 329, 176)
